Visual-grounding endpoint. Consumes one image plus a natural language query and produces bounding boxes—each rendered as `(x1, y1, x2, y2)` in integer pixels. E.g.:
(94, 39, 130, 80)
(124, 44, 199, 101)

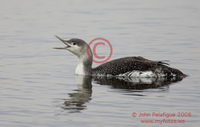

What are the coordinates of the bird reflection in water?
(58, 75, 92, 113)
(55, 75, 184, 114)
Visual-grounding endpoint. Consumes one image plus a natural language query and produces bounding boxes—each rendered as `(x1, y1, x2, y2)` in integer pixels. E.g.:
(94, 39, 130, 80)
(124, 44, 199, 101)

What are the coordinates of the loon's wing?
(92, 57, 158, 75)
(92, 56, 185, 77)
(133, 56, 170, 65)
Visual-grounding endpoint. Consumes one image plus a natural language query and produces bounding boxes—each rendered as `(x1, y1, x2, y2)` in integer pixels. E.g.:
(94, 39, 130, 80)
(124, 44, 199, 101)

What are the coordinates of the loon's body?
(54, 36, 186, 78)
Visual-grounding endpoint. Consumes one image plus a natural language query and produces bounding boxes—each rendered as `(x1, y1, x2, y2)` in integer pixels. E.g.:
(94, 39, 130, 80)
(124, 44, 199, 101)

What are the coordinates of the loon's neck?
(75, 54, 93, 75)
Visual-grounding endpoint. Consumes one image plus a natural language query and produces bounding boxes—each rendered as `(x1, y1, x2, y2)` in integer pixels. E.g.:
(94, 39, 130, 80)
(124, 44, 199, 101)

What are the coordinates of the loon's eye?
(72, 42, 76, 45)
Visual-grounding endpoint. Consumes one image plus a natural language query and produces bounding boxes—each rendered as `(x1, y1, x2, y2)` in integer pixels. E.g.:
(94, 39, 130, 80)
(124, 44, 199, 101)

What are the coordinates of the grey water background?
(0, 0, 200, 126)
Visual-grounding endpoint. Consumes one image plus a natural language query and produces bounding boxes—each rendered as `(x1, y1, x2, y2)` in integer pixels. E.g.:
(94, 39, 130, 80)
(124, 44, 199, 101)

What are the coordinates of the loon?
(54, 36, 186, 78)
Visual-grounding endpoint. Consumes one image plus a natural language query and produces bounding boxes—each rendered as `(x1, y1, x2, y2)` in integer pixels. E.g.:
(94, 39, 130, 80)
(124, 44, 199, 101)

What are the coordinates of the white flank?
(118, 71, 157, 78)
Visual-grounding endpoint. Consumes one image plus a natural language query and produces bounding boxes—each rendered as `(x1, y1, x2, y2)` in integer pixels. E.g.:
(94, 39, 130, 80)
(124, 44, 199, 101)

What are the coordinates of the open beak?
(53, 35, 71, 49)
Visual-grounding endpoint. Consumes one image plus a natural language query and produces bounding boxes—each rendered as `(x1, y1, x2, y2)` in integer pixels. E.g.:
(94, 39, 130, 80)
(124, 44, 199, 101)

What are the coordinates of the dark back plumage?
(92, 56, 186, 77)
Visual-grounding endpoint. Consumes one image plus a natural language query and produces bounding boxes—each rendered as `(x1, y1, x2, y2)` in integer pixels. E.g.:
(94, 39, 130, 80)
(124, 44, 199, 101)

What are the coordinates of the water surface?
(0, 0, 200, 126)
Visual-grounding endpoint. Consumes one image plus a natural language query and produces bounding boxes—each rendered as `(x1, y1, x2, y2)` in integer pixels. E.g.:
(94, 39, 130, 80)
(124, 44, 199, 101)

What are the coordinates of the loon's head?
(54, 36, 92, 59)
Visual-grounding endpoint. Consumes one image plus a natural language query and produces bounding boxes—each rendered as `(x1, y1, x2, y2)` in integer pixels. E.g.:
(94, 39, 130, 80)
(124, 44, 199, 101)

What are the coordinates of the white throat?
(75, 58, 86, 75)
